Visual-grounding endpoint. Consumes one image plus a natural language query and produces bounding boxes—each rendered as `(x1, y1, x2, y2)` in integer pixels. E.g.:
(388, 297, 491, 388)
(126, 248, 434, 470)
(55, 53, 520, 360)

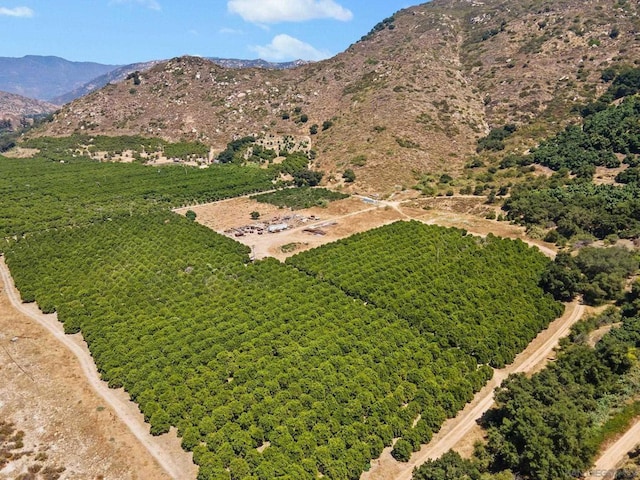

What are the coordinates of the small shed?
(267, 223, 288, 233)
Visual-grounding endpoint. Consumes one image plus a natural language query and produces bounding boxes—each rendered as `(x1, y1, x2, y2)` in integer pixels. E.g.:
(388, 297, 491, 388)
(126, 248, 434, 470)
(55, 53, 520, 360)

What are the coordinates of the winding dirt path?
(362, 302, 585, 480)
(0, 257, 196, 480)
(588, 420, 640, 479)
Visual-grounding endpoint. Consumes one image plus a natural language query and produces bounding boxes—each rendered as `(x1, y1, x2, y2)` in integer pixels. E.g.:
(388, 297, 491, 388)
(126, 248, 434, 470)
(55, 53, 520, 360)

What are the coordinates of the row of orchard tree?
(0, 153, 275, 240)
(3, 214, 562, 479)
(6, 214, 497, 479)
(288, 221, 563, 368)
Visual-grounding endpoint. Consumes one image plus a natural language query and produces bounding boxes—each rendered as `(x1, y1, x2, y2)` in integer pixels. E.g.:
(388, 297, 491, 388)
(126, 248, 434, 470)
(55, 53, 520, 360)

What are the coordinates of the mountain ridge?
(1, 55, 314, 106)
(29, 0, 640, 193)
(0, 55, 119, 102)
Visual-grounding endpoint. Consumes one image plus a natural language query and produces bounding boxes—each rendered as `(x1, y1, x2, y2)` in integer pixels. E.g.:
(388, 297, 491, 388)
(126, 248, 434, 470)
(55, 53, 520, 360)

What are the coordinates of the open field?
(177, 193, 557, 261)
(176, 196, 404, 260)
(0, 258, 195, 480)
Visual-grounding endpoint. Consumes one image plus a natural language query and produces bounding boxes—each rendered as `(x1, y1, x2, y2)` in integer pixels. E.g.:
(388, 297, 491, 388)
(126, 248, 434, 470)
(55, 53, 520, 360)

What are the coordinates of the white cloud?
(228, 0, 352, 23)
(110, 0, 161, 11)
(251, 34, 330, 61)
(219, 27, 244, 35)
(0, 6, 34, 17)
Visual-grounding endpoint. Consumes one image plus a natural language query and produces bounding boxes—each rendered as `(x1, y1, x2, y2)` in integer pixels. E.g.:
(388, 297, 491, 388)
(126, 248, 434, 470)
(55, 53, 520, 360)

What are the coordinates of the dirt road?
(0, 257, 196, 480)
(587, 419, 640, 479)
(362, 302, 585, 480)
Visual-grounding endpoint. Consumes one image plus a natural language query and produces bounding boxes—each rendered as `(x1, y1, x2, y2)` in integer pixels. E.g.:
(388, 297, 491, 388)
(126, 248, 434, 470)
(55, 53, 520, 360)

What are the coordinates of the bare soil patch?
(2, 148, 40, 159)
(402, 205, 556, 257)
(0, 262, 195, 480)
(178, 196, 404, 261)
(594, 165, 627, 186)
(405, 196, 494, 217)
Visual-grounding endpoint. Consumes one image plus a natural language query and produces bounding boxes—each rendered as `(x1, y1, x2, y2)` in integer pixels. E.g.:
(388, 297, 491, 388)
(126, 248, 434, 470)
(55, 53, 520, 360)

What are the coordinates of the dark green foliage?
(343, 169, 356, 183)
(498, 155, 523, 169)
(0, 133, 17, 152)
(360, 15, 396, 41)
(615, 167, 640, 184)
(293, 169, 323, 187)
(322, 120, 333, 131)
(413, 451, 483, 480)
(5, 214, 494, 480)
(540, 247, 637, 305)
(415, 314, 640, 480)
(530, 124, 617, 174)
(278, 152, 310, 176)
(150, 409, 171, 435)
(601, 67, 617, 82)
(485, 355, 601, 479)
(126, 71, 141, 86)
(624, 154, 640, 167)
(216, 136, 256, 164)
(575, 246, 638, 281)
(247, 145, 277, 164)
(482, 315, 640, 480)
(253, 187, 348, 210)
(186, 210, 197, 221)
(621, 280, 640, 318)
(309, 124, 318, 135)
(476, 124, 516, 153)
(390, 439, 412, 462)
(602, 67, 640, 102)
(0, 154, 275, 240)
(164, 141, 209, 160)
(539, 252, 582, 301)
(439, 174, 453, 184)
(576, 246, 638, 305)
(505, 181, 640, 240)
(566, 307, 620, 345)
(289, 222, 563, 367)
(466, 157, 485, 169)
(583, 67, 640, 117)
(535, 95, 640, 177)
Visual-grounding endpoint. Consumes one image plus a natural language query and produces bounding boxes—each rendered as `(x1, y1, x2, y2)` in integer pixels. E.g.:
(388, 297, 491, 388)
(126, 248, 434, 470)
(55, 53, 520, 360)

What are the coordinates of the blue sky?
(0, 0, 415, 65)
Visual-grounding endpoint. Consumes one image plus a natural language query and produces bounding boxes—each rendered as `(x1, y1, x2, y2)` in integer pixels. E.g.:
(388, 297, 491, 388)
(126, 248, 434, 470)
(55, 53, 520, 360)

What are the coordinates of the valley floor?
(4, 190, 637, 480)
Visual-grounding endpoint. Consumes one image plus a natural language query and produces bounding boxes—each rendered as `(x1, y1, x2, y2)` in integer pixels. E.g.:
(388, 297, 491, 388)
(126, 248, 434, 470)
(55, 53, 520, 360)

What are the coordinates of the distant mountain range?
(0, 55, 312, 105)
(33, 0, 640, 193)
(0, 56, 118, 103)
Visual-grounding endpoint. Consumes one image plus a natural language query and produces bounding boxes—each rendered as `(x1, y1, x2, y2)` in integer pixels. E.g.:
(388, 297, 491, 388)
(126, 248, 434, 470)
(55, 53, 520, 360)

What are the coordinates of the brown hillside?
(0, 91, 58, 129)
(34, 0, 640, 193)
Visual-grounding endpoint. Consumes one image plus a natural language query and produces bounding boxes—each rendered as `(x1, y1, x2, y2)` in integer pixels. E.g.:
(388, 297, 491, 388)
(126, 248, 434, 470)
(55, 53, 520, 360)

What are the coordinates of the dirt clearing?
(178, 194, 556, 261)
(177, 196, 405, 260)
